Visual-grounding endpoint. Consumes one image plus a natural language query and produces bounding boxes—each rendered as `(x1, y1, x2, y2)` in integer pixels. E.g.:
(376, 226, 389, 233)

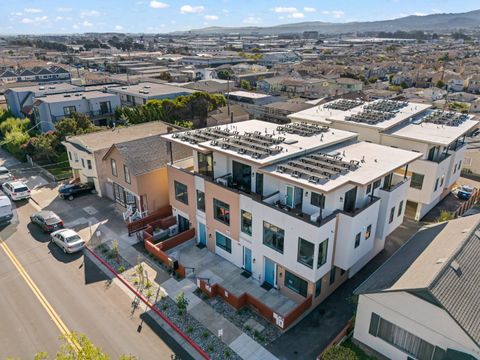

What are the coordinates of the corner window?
(174, 181, 188, 205)
(241, 210, 252, 236)
(373, 179, 381, 190)
(111, 159, 117, 177)
(297, 238, 314, 269)
(389, 206, 395, 223)
(410, 172, 424, 190)
(317, 239, 328, 268)
(124, 165, 131, 184)
(365, 225, 372, 240)
(68, 151, 72, 160)
(284, 270, 308, 297)
(215, 232, 232, 253)
(213, 198, 230, 225)
(263, 221, 284, 254)
(398, 201, 404, 217)
(354, 232, 361, 248)
(196, 190, 205, 212)
(63, 105, 76, 116)
(366, 184, 372, 194)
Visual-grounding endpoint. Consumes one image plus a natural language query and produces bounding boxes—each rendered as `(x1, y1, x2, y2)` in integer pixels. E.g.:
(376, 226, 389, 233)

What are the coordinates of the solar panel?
(171, 127, 232, 144)
(276, 122, 329, 136)
(364, 100, 408, 113)
(422, 110, 469, 127)
(345, 110, 395, 125)
(324, 99, 364, 111)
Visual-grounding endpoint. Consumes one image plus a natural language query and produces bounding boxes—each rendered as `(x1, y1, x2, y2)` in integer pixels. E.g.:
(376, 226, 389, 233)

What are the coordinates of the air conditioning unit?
(216, 178, 228, 187)
(168, 224, 179, 236)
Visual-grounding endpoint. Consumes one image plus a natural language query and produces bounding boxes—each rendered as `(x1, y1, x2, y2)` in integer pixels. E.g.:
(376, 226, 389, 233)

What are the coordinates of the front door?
(178, 215, 189, 233)
(286, 185, 294, 208)
(198, 222, 207, 246)
(243, 247, 252, 273)
(264, 257, 276, 286)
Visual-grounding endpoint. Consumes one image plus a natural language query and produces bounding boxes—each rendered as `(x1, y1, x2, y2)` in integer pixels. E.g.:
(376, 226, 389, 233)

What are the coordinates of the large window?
(389, 206, 395, 223)
(317, 239, 328, 268)
(174, 181, 188, 204)
(398, 201, 404, 217)
(63, 105, 76, 116)
(241, 210, 252, 236)
(310, 192, 325, 208)
(284, 271, 308, 297)
(368, 313, 444, 360)
(215, 232, 232, 253)
(198, 152, 213, 178)
(232, 161, 251, 193)
(124, 165, 131, 184)
(354, 232, 361, 248)
(111, 159, 117, 177)
(410, 172, 424, 190)
(297, 238, 314, 269)
(365, 225, 372, 240)
(263, 221, 284, 254)
(196, 190, 205, 212)
(213, 198, 230, 225)
(87, 160, 92, 170)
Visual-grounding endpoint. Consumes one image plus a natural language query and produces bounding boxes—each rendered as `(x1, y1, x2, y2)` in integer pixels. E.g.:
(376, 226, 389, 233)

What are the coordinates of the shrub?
(202, 331, 209, 339)
(186, 325, 193, 333)
(224, 349, 231, 358)
(207, 344, 214, 352)
(117, 265, 126, 273)
(146, 289, 153, 299)
(133, 278, 140, 285)
(322, 345, 358, 360)
(144, 280, 153, 289)
(2, 130, 30, 158)
(111, 240, 119, 262)
(175, 292, 189, 313)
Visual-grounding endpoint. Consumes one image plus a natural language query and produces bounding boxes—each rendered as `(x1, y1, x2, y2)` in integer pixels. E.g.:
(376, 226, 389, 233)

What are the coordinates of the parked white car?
(0, 167, 15, 185)
(0, 195, 13, 224)
(50, 229, 85, 253)
(2, 181, 30, 201)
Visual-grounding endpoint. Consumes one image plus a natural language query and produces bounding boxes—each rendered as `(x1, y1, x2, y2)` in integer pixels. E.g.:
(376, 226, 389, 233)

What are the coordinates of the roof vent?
(39, 86, 45, 90)
(64, 94, 71, 97)
(450, 260, 462, 276)
(121, 87, 127, 90)
(49, 86, 55, 89)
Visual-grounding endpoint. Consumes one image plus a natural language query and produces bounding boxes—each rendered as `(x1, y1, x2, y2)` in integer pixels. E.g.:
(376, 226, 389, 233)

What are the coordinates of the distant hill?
(181, 9, 480, 35)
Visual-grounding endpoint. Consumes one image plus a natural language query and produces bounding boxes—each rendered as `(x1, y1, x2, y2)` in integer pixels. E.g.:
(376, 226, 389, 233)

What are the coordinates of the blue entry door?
(198, 222, 206, 246)
(264, 257, 276, 286)
(244, 247, 252, 273)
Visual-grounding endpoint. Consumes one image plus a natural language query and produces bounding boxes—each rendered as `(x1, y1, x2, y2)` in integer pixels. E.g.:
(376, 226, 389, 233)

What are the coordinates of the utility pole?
(227, 75, 230, 115)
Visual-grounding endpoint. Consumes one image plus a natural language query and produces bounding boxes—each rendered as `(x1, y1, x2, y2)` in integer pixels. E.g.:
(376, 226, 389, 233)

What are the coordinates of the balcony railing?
(52, 110, 114, 122)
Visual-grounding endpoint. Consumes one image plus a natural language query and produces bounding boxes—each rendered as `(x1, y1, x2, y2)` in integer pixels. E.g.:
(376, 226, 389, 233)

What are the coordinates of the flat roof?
(35, 91, 117, 104)
(109, 82, 195, 97)
(261, 141, 421, 193)
(290, 99, 432, 131)
(162, 119, 358, 166)
(6, 83, 80, 94)
(228, 91, 272, 99)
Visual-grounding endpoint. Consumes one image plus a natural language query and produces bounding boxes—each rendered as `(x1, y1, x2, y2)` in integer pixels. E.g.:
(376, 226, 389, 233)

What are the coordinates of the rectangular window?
(365, 225, 372, 240)
(87, 160, 92, 170)
(389, 206, 395, 223)
(63, 105, 76, 116)
(310, 192, 325, 208)
(398, 201, 404, 217)
(329, 267, 336, 285)
(213, 198, 230, 225)
(284, 271, 308, 297)
(315, 279, 322, 297)
(373, 179, 381, 190)
(317, 239, 328, 268)
(111, 159, 117, 176)
(68, 151, 72, 160)
(196, 190, 205, 212)
(458, 160, 462, 170)
(366, 184, 372, 194)
(124, 165, 131, 184)
(241, 210, 252, 236)
(354, 232, 361, 248)
(215, 232, 232, 253)
(263, 221, 284, 254)
(434, 178, 439, 191)
(297, 238, 315, 269)
(410, 172, 424, 190)
(174, 181, 188, 205)
(440, 175, 444, 186)
(81, 158, 85, 168)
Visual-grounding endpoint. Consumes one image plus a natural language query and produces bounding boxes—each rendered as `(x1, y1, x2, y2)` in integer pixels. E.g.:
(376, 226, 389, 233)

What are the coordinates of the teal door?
(244, 247, 252, 273)
(264, 258, 276, 286)
(286, 185, 294, 208)
(198, 222, 206, 246)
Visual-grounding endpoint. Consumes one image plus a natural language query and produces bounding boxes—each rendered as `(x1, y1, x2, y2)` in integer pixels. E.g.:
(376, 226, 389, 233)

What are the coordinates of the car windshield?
(14, 187, 28, 193)
(45, 217, 61, 225)
(0, 170, 9, 175)
(65, 235, 81, 243)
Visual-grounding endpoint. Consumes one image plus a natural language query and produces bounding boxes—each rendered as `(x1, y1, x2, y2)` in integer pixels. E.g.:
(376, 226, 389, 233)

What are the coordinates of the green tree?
(322, 345, 358, 360)
(2, 130, 30, 158)
(0, 117, 30, 137)
(240, 79, 251, 90)
(216, 69, 233, 80)
(175, 291, 189, 315)
(436, 210, 456, 222)
(25, 133, 57, 162)
(436, 80, 445, 88)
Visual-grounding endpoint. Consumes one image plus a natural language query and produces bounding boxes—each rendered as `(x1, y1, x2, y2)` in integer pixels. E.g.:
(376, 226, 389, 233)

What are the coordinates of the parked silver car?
(50, 229, 85, 253)
(0, 167, 14, 185)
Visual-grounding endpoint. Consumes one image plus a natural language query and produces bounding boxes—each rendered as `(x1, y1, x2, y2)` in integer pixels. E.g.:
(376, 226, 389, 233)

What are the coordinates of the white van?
(0, 195, 13, 224)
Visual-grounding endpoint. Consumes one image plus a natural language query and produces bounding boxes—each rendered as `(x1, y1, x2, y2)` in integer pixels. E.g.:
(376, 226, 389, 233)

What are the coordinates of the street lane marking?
(0, 241, 80, 352)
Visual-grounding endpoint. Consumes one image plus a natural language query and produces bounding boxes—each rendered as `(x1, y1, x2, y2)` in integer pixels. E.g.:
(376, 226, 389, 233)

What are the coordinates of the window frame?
(174, 181, 189, 205)
(354, 232, 361, 248)
(317, 238, 328, 269)
(213, 198, 230, 225)
(215, 232, 232, 253)
(365, 225, 372, 240)
(241, 210, 252, 236)
(410, 172, 424, 190)
(284, 270, 308, 297)
(196, 190, 205, 212)
(111, 159, 117, 177)
(262, 221, 285, 254)
(297, 237, 315, 269)
(389, 206, 395, 224)
(398, 200, 404, 217)
(124, 164, 131, 184)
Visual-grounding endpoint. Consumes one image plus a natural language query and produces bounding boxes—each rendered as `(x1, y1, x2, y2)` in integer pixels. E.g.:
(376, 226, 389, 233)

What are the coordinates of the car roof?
(36, 210, 59, 219)
(0, 166, 9, 171)
(0, 195, 11, 206)
(7, 181, 28, 188)
(54, 229, 78, 237)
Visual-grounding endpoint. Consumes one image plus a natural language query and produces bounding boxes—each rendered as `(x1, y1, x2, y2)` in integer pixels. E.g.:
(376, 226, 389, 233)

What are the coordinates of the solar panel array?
(171, 127, 232, 144)
(323, 99, 364, 111)
(276, 152, 360, 184)
(276, 122, 330, 137)
(422, 110, 469, 127)
(345, 109, 395, 125)
(364, 100, 408, 113)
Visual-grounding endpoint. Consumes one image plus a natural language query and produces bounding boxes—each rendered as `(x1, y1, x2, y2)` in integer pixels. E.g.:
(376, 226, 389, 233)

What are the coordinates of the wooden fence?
(127, 205, 172, 235)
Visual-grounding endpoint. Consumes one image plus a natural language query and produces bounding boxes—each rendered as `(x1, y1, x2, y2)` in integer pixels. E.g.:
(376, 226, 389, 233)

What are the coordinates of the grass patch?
(343, 338, 377, 360)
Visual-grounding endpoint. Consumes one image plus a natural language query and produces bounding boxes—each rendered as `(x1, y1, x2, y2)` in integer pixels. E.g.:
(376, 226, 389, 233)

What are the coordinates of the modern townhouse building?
(32, 91, 121, 132)
(108, 82, 195, 106)
(0, 66, 71, 85)
(160, 120, 420, 326)
(290, 99, 479, 220)
(353, 214, 480, 360)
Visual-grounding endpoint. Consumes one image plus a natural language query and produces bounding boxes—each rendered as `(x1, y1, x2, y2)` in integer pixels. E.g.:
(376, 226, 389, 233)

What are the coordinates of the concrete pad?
(244, 318, 265, 333)
(248, 346, 278, 360)
(229, 333, 262, 359)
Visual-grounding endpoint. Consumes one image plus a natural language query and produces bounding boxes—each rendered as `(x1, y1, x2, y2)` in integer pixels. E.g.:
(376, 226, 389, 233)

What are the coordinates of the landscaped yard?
(343, 337, 378, 360)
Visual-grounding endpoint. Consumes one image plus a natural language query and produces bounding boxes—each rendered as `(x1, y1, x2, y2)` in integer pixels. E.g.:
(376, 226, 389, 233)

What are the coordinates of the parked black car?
(59, 182, 96, 200)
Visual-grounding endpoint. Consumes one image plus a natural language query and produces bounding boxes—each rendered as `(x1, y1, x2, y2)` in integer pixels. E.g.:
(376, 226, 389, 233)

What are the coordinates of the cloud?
(243, 16, 261, 24)
(273, 7, 298, 14)
(82, 20, 93, 27)
(150, 1, 169, 9)
(289, 12, 304, 19)
(73, 24, 79, 29)
(56, 7, 72, 12)
(180, 5, 205, 14)
(322, 10, 345, 18)
(80, 10, 100, 17)
(431, 9, 442, 14)
(115, 25, 124, 30)
(222, 9, 229, 14)
(10, 12, 23, 16)
(21, 16, 48, 24)
(304, 7, 316, 13)
(204, 15, 219, 20)
(24, 8, 42, 13)
(55, 16, 64, 21)
(413, 12, 427, 16)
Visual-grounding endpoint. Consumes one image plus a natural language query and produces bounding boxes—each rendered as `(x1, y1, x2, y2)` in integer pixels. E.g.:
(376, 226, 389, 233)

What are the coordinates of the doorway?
(243, 247, 252, 273)
(264, 257, 276, 288)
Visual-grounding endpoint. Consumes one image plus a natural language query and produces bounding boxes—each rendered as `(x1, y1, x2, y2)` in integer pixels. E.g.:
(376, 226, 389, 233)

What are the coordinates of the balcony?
(52, 110, 114, 122)
(380, 173, 409, 193)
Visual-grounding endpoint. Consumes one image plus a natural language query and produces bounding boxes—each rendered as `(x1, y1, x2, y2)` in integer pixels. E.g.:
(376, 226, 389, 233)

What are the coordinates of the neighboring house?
(336, 77, 364, 92)
(258, 52, 302, 67)
(101, 134, 191, 217)
(108, 82, 196, 106)
(32, 91, 121, 131)
(206, 104, 250, 127)
(467, 76, 480, 94)
(4, 83, 81, 117)
(290, 99, 479, 220)
(0, 66, 71, 84)
(161, 119, 420, 328)
(353, 215, 480, 360)
(62, 121, 177, 197)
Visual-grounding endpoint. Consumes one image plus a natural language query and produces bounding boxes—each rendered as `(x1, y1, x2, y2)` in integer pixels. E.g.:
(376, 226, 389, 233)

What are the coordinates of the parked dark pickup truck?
(58, 182, 96, 200)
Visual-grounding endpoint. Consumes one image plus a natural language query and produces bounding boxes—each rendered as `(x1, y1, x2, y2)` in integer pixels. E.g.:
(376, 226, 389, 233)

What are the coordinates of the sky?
(1, 0, 480, 35)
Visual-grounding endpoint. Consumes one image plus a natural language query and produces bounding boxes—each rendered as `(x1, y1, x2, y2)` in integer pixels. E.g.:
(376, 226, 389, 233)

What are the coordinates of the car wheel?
(50, 237, 54, 243)
(68, 195, 74, 201)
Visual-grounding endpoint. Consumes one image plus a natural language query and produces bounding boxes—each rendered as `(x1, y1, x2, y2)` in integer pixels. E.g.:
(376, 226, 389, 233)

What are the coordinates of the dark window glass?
(111, 159, 117, 177)
(297, 238, 314, 269)
(263, 221, 284, 254)
(315, 279, 322, 297)
(410, 173, 424, 190)
(354, 232, 361, 248)
(389, 206, 395, 223)
(317, 239, 328, 268)
(232, 160, 251, 193)
(398, 201, 404, 217)
(215, 232, 232, 253)
(198, 152, 213, 178)
(284, 271, 308, 297)
(329, 267, 336, 285)
(124, 165, 131, 184)
(241, 210, 252, 235)
(365, 225, 372, 240)
(196, 190, 205, 211)
(373, 179, 381, 190)
(213, 198, 230, 225)
(174, 181, 188, 204)
(311, 192, 325, 208)
(87, 160, 92, 170)
(434, 178, 439, 191)
(255, 173, 263, 195)
(366, 184, 372, 194)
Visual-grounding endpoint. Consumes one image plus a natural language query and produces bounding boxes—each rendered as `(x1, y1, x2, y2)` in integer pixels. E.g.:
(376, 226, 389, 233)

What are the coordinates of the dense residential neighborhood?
(1, 3, 480, 360)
